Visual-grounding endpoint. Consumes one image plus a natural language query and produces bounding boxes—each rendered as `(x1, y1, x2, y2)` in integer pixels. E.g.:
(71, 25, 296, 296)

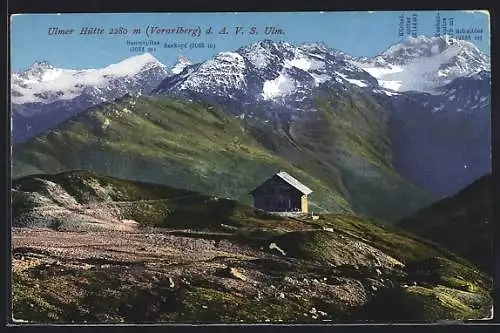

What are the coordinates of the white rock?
(269, 242, 287, 256)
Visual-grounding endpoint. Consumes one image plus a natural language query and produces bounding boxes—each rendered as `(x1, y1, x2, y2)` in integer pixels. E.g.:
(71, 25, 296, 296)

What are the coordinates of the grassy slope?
(398, 175, 492, 274)
(12, 170, 294, 231)
(263, 214, 492, 322)
(11, 171, 492, 322)
(12, 92, 433, 222)
(12, 95, 352, 215)
(284, 88, 433, 222)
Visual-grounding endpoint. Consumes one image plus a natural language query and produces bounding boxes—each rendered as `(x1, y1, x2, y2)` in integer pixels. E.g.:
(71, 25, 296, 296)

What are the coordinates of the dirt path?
(12, 227, 259, 265)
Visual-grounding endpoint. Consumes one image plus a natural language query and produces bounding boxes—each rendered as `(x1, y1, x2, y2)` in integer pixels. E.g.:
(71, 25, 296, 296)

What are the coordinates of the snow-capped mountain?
(371, 68, 491, 198)
(12, 53, 167, 107)
(356, 36, 490, 94)
(373, 69, 490, 115)
(154, 40, 378, 112)
(431, 70, 491, 112)
(169, 55, 192, 75)
(155, 36, 490, 112)
(152, 37, 490, 198)
(11, 53, 169, 143)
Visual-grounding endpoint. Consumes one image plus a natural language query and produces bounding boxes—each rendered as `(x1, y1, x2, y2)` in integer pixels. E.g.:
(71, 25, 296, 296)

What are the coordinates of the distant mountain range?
(11, 54, 169, 143)
(11, 35, 491, 202)
(356, 35, 490, 93)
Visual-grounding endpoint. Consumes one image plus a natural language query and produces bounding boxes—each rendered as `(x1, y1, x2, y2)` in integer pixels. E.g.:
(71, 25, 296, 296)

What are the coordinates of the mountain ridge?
(11, 94, 433, 222)
(356, 35, 490, 93)
(398, 174, 492, 274)
(11, 54, 169, 144)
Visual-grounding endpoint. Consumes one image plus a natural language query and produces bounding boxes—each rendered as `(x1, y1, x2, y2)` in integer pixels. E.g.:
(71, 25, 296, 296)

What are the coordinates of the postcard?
(10, 10, 492, 324)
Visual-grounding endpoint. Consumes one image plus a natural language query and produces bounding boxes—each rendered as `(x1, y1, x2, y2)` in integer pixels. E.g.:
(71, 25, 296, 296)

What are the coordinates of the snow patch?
(356, 37, 488, 93)
(381, 89, 400, 96)
(285, 52, 324, 71)
(262, 71, 296, 100)
(336, 72, 368, 87)
(359, 65, 404, 91)
(102, 118, 110, 130)
(432, 104, 445, 112)
(241, 43, 274, 69)
(310, 73, 331, 86)
(101, 53, 162, 77)
(170, 55, 191, 75)
(287, 57, 312, 70)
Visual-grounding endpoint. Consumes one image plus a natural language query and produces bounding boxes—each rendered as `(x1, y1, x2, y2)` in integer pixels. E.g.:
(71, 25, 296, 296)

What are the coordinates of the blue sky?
(11, 11, 490, 71)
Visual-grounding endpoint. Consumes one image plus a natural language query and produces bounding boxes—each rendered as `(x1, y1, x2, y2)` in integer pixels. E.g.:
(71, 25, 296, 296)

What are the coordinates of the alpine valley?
(10, 35, 493, 323)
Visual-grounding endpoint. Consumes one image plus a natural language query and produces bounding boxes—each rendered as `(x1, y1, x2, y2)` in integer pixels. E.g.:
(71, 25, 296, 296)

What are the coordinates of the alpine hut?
(249, 171, 313, 213)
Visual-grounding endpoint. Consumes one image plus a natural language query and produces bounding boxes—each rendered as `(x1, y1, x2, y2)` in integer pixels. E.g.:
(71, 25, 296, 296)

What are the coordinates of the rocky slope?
(398, 175, 492, 274)
(11, 171, 493, 323)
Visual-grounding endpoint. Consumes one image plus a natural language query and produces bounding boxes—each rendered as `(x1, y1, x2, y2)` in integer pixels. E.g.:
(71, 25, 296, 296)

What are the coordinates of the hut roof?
(250, 171, 313, 195)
